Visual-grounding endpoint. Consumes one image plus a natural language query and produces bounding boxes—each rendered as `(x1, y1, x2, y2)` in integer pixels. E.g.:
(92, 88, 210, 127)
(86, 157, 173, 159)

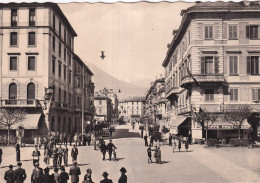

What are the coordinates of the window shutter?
(247, 56, 251, 74)
(246, 25, 250, 39)
(229, 57, 233, 74)
(214, 57, 219, 74)
(234, 56, 238, 74)
(252, 89, 256, 101)
(201, 57, 205, 74)
(235, 89, 238, 101)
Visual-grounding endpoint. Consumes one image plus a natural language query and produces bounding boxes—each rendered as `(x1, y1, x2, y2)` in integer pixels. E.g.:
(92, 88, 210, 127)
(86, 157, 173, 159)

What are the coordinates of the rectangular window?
(29, 9, 35, 26)
(52, 36, 55, 51)
(247, 56, 259, 75)
(229, 56, 238, 75)
(252, 88, 260, 101)
(11, 9, 17, 27)
(64, 66, 67, 80)
(10, 57, 17, 70)
(77, 78, 80, 87)
(205, 89, 214, 102)
(52, 57, 55, 74)
(53, 14, 55, 30)
(69, 70, 72, 84)
(64, 48, 66, 61)
(64, 29, 67, 43)
(229, 25, 238, 39)
(28, 56, 36, 70)
(230, 88, 238, 101)
(99, 108, 102, 114)
(28, 32, 36, 46)
(205, 26, 213, 39)
(68, 53, 71, 66)
(59, 42, 61, 57)
(10, 32, 17, 46)
(64, 90, 67, 103)
(201, 56, 219, 74)
(246, 25, 259, 39)
(58, 62, 62, 77)
(59, 22, 61, 36)
(99, 100, 102, 105)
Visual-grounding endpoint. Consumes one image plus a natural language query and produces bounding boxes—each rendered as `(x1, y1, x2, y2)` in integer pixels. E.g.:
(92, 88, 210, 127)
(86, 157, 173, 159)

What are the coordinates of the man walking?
(107, 140, 117, 161)
(31, 162, 42, 183)
(4, 164, 15, 183)
(60, 166, 69, 183)
(52, 145, 58, 167)
(63, 133, 68, 145)
(144, 134, 148, 147)
(57, 144, 64, 167)
(169, 133, 172, 146)
(63, 145, 69, 166)
(71, 144, 78, 162)
(15, 143, 21, 162)
(147, 145, 153, 163)
(100, 141, 107, 161)
(14, 162, 27, 183)
(150, 135, 154, 147)
(32, 146, 41, 166)
(69, 161, 81, 183)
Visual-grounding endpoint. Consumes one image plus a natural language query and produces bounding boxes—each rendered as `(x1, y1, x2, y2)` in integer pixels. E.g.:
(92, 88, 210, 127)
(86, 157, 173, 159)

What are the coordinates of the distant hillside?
(88, 63, 148, 99)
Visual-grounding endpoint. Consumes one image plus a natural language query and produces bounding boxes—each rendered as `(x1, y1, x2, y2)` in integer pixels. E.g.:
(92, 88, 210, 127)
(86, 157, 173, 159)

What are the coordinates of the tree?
(0, 108, 26, 145)
(222, 104, 252, 139)
(192, 108, 219, 146)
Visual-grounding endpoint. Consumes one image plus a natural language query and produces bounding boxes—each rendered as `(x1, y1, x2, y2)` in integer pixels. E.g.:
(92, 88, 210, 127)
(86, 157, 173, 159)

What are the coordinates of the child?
(113, 148, 117, 161)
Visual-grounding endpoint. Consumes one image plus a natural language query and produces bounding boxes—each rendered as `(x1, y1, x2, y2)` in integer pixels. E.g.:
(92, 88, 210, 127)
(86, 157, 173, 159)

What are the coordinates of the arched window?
(9, 83, 17, 105)
(27, 83, 35, 104)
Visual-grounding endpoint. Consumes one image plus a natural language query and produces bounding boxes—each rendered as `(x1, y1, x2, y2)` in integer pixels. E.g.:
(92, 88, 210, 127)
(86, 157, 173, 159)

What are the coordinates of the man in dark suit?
(60, 166, 69, 183)
(4, 164, 15, 183)
(0, 148, 3, 165)
(71, 144, 78, 162)
(31, 162, 42, 183)
(144, 134, 148, 147)
(14, 162, 27, 183)
(169, 133, 173, 146)
(100, 171, 112, 183)
(69, 161, 81, 183)
(107, 140, 117, 161)
(32, 146, 41, 166)
(100, 141, 107, 161)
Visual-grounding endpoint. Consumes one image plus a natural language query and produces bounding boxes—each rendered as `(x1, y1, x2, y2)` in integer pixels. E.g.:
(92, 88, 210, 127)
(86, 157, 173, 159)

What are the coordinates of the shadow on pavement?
(104, 129, 140, 140)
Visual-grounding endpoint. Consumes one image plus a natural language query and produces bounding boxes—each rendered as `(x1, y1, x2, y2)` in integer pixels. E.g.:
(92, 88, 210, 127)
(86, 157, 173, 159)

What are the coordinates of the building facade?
(0, 3, 95, 142)
(118, 96, 146, 123)
(162, 1, 260, 141)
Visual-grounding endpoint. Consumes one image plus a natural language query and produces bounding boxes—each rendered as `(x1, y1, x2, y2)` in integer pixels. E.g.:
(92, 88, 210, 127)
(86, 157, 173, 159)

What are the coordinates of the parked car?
(102, 128, 110, 137)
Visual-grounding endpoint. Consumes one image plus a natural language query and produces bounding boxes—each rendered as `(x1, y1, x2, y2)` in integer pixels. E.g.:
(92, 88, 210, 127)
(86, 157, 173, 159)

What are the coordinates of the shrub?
(229, 138, 248, 147)
(207, 138, 219, 147)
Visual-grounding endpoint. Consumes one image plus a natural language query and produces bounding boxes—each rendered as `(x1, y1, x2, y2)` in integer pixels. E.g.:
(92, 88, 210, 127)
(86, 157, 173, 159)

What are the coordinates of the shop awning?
(169, 115, 187, 128)
(208, 118, 250, 130)
(11, 113, 42, 129)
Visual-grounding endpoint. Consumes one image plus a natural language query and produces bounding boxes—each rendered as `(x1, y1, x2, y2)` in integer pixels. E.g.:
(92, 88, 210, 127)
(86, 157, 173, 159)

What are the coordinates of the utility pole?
(81, 67, 85, 145)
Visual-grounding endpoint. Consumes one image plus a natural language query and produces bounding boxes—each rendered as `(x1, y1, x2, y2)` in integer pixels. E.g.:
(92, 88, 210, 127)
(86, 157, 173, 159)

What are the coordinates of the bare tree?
(0, 108, 26, 145)
(192, 108, 219, 146)
(222, 104, 252, 139)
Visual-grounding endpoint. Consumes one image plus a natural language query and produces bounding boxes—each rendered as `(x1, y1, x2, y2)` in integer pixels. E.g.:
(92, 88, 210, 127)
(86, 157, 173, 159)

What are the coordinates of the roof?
(74, 54, 94, 76)
(0, 2, 77, 37)
(119, 96, 146, 103)
(94, 92, 111, 101)
(162, 1, 260, 67)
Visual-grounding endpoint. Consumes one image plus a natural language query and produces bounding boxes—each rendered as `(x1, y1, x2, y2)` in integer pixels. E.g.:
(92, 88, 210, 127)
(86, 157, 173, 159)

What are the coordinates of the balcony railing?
(0, 99, 40, 107)
(181, 74, 225, 88)
(176, 105, 191, 115)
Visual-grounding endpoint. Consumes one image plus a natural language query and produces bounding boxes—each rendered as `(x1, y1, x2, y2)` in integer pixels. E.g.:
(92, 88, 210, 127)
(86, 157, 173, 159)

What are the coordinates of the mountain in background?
(87, 63, 148, 99)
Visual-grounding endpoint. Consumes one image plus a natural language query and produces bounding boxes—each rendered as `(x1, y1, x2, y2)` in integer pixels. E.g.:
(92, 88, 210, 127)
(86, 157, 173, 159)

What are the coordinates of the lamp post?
(81, 68, 85, 146)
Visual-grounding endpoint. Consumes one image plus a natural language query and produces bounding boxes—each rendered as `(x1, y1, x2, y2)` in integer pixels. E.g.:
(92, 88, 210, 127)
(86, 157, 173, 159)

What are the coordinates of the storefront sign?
(208, 125, 249, 129)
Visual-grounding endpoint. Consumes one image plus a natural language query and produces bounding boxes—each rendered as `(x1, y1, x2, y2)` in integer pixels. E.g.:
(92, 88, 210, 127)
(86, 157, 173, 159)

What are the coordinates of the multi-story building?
(145, 78, 168, 130)
(118, 96, 146, 123)
(162, 1, 260, 141)
(94, 91, 113, 125)
(106, 89, 119, 124)
(0, 3, 95, 142)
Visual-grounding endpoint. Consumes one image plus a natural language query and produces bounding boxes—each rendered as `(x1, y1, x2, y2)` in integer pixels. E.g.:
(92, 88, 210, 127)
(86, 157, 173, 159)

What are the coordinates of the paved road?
(0, 124, 260, 183)
(104, 125, 141, 140)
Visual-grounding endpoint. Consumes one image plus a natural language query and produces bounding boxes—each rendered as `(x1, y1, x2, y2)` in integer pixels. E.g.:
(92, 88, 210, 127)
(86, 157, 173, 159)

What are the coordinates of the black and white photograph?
(0, 0, 260, 182)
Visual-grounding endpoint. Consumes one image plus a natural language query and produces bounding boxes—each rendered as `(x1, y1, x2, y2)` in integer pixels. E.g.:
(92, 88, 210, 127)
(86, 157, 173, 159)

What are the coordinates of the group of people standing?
(168, 133, 189, 152)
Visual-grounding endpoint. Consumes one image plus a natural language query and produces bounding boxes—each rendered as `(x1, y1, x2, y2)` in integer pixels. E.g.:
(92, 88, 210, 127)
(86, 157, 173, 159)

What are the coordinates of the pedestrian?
(100, 141, 107, 161)
(157, 147, 162, 164)
(52, 145, 58, 167)
(53, 167, 61, 183)
(4, 164, 15, 183)
(173, 138, 177, 153)
(141, 129, 143, 138)
(100, 171, 113, 183)
(68, 134, 72, 146)
(178, 139, 181, 152)
(185, 139, 189, 152)
(32, 145, 41, 166)
(57, 144, 64, 167)
(144, 134, 148, 147)
(14, 162, 27, 183)
(69, 161, 81, 183)
(60, 166, 69, 183)
(83, 169, 93, 183)
(113, 147, 117, 161)
(63, 145, 69, 166)
(109, 128, 113, 137)
(147, 145, 153, 163)
(87, 134, 91, 146)
(71, 144, 79, 162)
(118, 167, 127, 183)
(168, 133, 172, 146)
(31, 162, 43, 183)
(38, 136, 42, 150)
(60, 133, 64, 145)
(42, 167, 55, 183)
(74, 133, 78, 147)
(0, 147, 3, 165)
(15, 142, 21, 162)
(107, 140, 117, 161)
(63, 133, 67, 145)
(43, 136, 48, 150)
(153, 146, 158, 164)
(34, 136, 38, 148)
(150, 135, 154, 147)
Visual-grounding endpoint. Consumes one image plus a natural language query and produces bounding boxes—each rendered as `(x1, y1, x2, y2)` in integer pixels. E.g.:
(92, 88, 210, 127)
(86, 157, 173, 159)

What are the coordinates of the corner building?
(0, 3, 95, 142)
(163, 1, 260, 141)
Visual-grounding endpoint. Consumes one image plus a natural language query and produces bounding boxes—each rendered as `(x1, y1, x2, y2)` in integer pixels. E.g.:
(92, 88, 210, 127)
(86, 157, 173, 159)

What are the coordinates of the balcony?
(0, 99, 41, 107)
(53, 102, 68, 110)
(176, 106, 191, 115)
(166, 87, 179, 99)
(181, 74, 225, 88)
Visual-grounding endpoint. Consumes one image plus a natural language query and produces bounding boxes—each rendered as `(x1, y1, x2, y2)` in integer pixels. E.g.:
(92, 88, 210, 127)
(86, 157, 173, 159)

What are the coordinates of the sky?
(59, 2, 194, 83)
